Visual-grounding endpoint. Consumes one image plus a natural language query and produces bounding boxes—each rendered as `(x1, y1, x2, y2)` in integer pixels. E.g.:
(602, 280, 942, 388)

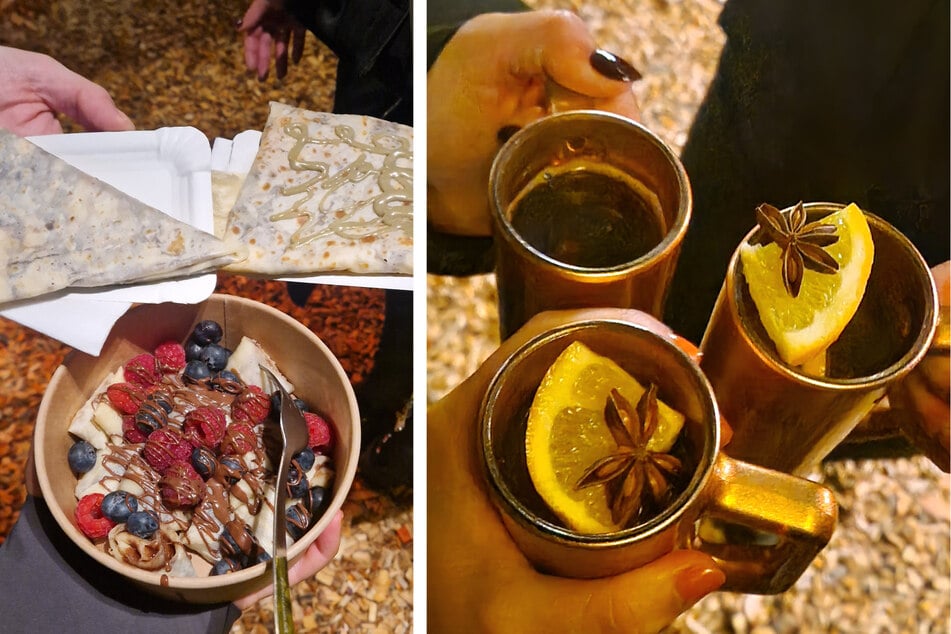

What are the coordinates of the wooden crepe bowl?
(34, 293, 360, 604)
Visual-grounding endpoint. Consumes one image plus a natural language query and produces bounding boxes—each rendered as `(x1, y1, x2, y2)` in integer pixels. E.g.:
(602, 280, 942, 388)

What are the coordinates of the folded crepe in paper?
(0, 129, 243, 304)
(223, 102, 413, 276)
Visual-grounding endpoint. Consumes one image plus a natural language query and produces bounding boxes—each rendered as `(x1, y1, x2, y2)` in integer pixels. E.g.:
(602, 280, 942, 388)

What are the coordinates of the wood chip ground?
(0, 2, 413, 627)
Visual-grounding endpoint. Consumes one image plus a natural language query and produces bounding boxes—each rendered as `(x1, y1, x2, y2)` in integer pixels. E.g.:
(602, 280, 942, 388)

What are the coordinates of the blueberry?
(183, 359, 212, 383)
(216, 370, 240, 384)
(191, 446, 218, 480)
(286, 470, 309, 499)
(126, 510, 159, 539)
(210, 557, 242, 576)
(135, 399, 168, 435)
(184, 339, 203, 362)
(293, 448, 316, 472)
(67, 440, 97, 475)
(219, 530, 247, 562)
(285, 503, 310, 541)
(192, 320, 223, 346)
(270, 392, 307, 414)
(151, 392, 174, 413)
(253, 549, 272, 565)
(218, 456, 244, 485)
(101, 490, 138, 523)
(211, 371, 242, 395)
(199, 343, 231, 372)
(307, 486, 328, 517)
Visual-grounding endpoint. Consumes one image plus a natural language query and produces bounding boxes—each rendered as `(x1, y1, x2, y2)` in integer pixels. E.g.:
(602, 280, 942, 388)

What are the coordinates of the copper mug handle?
(692, 454, 838, 594)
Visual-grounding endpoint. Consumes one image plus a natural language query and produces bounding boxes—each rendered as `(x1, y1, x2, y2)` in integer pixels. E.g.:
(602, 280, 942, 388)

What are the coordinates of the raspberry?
(122, 415, 148, 444)
(304, 412, 335, 453)
(159, 461, 205, 508)
(231, 385, 270, 425)
(154, 340, 187, 373)
(124, 353, 162, 387)
(75, 493, 116, 539)
(182, 406, 227, 449)
(143, 428, 193, 474)
(219, 422, 258, 456)
(105, 382, 147, 415)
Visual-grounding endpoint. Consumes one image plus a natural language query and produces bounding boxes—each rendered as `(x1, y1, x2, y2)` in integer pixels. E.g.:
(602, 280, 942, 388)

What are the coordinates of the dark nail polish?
(497, 125, 521, 144)
(235, 18, 243, 29)
(590, 49, 642, 82)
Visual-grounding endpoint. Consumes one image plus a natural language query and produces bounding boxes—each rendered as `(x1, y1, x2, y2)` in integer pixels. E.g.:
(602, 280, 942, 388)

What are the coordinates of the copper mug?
(700, 203, 939, 475)
(488, 111, 691, 340)
(479, 320, 838, 594)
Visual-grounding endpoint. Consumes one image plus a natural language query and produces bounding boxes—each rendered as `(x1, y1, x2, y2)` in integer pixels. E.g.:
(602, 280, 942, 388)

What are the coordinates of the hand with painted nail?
(238, 0, 307, 81)
(0, 46, 134, 136)
(428, 10, 643, 237)
(428, 308, 725, 634)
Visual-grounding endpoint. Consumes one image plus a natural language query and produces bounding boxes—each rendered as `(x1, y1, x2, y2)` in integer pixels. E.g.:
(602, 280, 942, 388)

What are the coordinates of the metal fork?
(260, 365, 310, 634)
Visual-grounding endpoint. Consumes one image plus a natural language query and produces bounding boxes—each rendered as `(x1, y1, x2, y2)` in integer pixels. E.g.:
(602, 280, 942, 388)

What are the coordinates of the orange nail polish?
(675, 565, 726, 605)
(668, 333, 702, 362)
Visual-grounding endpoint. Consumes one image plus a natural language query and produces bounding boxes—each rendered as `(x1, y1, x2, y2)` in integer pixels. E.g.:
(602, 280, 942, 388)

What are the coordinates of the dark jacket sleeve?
(285, 0, 413, 124)
(0, 496, 241, 633)
(425, 0, 528, 276)
(427, 0, 528, 67)
(287, 0, 408, 80)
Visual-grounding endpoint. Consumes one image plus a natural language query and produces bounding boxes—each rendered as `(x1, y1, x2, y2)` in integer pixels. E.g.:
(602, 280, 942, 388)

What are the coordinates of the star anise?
(755, 201, 840, 297)
(575, 385, 682, 528)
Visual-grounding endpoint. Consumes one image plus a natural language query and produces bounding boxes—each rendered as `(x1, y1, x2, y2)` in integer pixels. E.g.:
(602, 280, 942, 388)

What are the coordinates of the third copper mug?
(488, 111, 691, 340)
(700, 203, 938, 475)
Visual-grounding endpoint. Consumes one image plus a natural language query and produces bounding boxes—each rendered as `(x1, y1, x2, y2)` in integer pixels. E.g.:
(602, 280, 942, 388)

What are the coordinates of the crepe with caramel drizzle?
(222, 102, 413, 277)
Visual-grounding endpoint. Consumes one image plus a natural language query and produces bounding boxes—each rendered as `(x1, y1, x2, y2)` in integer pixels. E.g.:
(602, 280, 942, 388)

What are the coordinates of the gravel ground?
(426, 1, 950, 632)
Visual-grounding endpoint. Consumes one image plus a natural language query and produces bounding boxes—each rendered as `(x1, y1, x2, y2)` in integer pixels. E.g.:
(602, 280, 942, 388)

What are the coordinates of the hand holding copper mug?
(888, 261, 950, 471)
(427, 10, 641, 238)
(700, 202, 939, 475)
(429, 309, 733, 634)
(480, 319, 837, 594)
(489, 111, 691, 340)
